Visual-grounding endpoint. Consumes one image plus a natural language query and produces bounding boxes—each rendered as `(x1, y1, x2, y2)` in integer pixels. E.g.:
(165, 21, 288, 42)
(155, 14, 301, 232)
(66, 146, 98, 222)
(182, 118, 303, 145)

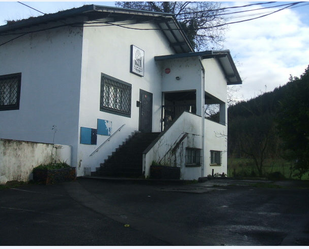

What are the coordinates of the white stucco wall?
(160, 57, 202, 92)
(159, 57, 204, 115)
(0, 24, 83, 170)
(144, 112, 227, 180)
(75, 21, 174, 175)
(202, 57, 228, 176)
(203, 58, 228, 103)
(0, 18, 229, 179)
(144, 112, 203, 180)
(144, 56, 229, 180)
(204, 119, 228, 176)
(0, 139, 71, 183)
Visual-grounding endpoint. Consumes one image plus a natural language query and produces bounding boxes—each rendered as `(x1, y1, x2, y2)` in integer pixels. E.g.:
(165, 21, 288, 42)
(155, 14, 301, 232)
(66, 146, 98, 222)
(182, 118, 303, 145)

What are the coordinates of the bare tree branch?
(115, 1, 227, 50)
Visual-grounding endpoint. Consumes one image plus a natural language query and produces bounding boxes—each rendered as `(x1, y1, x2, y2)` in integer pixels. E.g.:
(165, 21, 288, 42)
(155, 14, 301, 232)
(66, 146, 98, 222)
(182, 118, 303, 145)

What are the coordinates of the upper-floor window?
(100, 74, 131, 117)
(0, 73, 21, 111)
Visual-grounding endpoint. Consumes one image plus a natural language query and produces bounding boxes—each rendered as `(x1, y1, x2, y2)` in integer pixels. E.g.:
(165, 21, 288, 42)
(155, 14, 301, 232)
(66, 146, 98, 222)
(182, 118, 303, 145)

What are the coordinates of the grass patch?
(228, 158, 309, 180)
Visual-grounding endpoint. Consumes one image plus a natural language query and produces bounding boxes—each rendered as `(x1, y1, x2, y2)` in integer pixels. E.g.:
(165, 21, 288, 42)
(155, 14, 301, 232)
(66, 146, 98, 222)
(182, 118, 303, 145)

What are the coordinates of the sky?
(223, 1, 309, 102)
(0, 1, 308, 102)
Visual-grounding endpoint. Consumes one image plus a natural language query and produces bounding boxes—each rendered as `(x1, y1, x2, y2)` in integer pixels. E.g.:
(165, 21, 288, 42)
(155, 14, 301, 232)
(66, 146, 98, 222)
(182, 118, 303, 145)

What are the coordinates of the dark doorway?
(139, 89, 153, 133)
(162, 90, 196, 131)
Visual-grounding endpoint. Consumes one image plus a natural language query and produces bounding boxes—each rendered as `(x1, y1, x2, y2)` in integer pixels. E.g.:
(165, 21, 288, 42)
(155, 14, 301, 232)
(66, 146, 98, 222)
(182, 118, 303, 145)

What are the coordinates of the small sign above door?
(130, 45, 144, 77)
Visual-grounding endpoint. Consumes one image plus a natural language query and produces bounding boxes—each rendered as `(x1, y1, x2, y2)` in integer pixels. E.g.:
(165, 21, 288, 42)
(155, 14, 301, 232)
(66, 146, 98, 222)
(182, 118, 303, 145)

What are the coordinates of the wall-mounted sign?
(130, 45, 144, 77)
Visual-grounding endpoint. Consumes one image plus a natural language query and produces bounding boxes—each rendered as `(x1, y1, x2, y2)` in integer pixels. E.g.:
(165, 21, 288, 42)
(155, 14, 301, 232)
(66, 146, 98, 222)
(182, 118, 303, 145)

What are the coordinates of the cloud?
(224, 2, 309, 101)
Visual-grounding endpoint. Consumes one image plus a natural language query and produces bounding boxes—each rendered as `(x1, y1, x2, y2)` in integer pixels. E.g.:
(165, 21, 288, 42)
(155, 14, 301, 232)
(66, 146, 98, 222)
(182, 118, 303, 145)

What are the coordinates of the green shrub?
(34, 162, 71, 170)
(33, 162, 75, 185)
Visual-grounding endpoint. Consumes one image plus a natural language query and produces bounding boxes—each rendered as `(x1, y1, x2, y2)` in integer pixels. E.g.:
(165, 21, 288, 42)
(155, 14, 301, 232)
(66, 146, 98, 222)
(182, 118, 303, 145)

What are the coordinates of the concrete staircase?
(93, 132, 160, 177)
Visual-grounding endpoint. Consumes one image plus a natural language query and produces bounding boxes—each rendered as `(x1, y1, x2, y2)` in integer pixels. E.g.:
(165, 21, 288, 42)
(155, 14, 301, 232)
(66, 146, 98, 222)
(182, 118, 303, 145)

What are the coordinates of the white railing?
(89, 124, 126, 157)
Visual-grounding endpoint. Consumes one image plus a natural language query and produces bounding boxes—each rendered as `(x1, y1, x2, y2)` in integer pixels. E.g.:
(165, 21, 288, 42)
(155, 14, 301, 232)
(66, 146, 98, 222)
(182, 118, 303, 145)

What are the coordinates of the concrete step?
(96, 132, 160, 177)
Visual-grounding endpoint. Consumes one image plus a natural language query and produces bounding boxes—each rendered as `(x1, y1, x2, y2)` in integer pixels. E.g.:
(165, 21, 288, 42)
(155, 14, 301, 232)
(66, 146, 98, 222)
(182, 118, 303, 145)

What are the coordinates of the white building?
(0, 5, 241, 181)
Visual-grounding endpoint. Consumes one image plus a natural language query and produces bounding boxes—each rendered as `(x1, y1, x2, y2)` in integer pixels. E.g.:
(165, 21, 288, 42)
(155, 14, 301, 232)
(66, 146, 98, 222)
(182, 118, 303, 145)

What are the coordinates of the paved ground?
(0, 177, 309, 245)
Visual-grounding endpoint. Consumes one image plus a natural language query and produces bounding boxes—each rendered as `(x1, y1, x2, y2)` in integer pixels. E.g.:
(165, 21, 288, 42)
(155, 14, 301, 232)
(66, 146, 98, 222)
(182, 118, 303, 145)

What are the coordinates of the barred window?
(186, 148, 201, 167)
(100, 74, 131, 117)
(0, 73, 21, 111)
(210, 150, 221, 166)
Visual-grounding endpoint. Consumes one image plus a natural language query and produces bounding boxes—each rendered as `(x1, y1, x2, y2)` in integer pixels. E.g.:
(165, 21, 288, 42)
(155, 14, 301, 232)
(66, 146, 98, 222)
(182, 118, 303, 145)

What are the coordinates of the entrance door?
(139, 90, 153, 133)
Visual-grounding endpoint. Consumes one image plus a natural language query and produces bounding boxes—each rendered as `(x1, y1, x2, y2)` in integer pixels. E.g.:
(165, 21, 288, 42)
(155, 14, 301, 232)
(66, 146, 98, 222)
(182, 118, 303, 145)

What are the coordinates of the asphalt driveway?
(0, 178, 308, 245)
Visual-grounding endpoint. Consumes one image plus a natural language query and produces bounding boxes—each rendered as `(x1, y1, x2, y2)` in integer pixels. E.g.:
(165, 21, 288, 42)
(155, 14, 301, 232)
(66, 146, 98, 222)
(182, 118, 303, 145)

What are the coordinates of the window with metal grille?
(100, 74, 131, 117)
(0, 73, 21, 111)
(210, 150, 222, 166)
(186, 148, 201, 167)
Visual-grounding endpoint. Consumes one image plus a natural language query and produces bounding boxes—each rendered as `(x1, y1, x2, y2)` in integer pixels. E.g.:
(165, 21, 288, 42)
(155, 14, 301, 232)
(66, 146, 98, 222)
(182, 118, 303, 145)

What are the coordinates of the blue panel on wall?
(80, 127, 97, 145)
(97, 119, 112, 136)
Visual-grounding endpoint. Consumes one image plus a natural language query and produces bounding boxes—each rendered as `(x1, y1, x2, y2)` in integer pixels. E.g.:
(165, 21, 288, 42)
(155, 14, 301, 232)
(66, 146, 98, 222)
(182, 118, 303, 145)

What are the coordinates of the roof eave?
(0, 5, 94, 33)
(0, 4, 193, 54)
(210, 51, 242, 85)
(155, 50, 242, 85)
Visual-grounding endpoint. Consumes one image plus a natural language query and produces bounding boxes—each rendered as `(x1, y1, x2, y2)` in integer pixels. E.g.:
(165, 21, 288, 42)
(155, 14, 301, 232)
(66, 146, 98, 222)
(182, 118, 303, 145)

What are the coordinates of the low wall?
(144, 112, 203, 180)
(0, 139, 71, 184)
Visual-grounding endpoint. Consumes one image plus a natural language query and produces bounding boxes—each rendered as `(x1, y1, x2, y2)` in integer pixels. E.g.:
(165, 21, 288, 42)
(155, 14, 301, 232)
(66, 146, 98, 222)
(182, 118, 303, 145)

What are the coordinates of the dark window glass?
(100, 74, 131, 117)
(0, 73, 21, 111)
(210, 150, 221, 165)
(186, 148, 201, 166)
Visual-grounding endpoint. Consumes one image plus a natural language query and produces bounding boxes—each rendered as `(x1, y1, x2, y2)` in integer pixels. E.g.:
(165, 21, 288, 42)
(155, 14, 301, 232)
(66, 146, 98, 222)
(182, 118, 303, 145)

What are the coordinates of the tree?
(115, 1, 226, 51)
(228, 89, 284, 176)
(276, 66, 309, 179)
(229, 113, 276, 176)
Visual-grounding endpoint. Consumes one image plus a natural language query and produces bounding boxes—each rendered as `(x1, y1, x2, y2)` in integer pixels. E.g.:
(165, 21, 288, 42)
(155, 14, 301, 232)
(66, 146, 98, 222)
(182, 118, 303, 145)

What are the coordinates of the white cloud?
(224, 2, 309, 101)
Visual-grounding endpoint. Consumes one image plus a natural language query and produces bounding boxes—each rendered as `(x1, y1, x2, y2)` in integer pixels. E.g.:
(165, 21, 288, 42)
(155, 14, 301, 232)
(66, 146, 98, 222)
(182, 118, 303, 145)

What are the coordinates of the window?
(100, 74, 131, 117)
(210, 150, 221, 166)
(0, 73, 21, 111)
(186, 148, 201, 167)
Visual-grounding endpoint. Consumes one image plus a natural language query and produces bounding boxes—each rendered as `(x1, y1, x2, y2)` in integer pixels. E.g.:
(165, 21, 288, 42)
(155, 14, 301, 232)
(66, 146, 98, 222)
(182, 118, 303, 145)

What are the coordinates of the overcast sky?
(0, 1, 308, 102)
(223, 1, 309, 102)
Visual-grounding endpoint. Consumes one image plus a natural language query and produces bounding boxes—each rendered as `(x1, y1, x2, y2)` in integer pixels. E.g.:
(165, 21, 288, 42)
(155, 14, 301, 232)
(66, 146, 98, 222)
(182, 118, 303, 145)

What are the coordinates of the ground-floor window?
(100, 73, 131, 117)
(0, 73, 21, 111)
(186, 148, 201, 167)
(210, 150, 221, 166)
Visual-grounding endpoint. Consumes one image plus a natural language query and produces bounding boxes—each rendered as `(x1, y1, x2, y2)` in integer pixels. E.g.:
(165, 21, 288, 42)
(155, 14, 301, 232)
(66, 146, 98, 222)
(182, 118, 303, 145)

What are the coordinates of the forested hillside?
(228, 66, 309, 179)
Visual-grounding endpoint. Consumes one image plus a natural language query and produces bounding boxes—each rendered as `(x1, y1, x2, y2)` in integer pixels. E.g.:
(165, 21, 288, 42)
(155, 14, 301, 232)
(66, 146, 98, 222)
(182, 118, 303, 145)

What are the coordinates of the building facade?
(0, 5, 241, 180)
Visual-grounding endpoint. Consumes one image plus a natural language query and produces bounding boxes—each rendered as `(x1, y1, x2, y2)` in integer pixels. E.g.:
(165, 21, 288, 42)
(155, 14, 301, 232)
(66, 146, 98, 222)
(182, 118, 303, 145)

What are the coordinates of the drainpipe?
(199, 57, 206, 178)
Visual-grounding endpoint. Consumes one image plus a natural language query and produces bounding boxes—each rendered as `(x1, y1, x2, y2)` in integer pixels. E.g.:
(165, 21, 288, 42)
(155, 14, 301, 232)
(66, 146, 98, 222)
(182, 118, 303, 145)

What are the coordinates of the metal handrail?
(89, 124, 126, 157)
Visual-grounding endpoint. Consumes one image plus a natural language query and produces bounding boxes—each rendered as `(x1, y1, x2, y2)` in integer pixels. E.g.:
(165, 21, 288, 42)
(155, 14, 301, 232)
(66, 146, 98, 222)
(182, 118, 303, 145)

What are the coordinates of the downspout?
(199, 57, 206, 178)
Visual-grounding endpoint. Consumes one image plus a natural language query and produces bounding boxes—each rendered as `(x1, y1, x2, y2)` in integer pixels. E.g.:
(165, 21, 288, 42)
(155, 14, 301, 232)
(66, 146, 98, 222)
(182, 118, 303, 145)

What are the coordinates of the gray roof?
(155, 50, 242, 85)
(0, 5, 193, 54)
